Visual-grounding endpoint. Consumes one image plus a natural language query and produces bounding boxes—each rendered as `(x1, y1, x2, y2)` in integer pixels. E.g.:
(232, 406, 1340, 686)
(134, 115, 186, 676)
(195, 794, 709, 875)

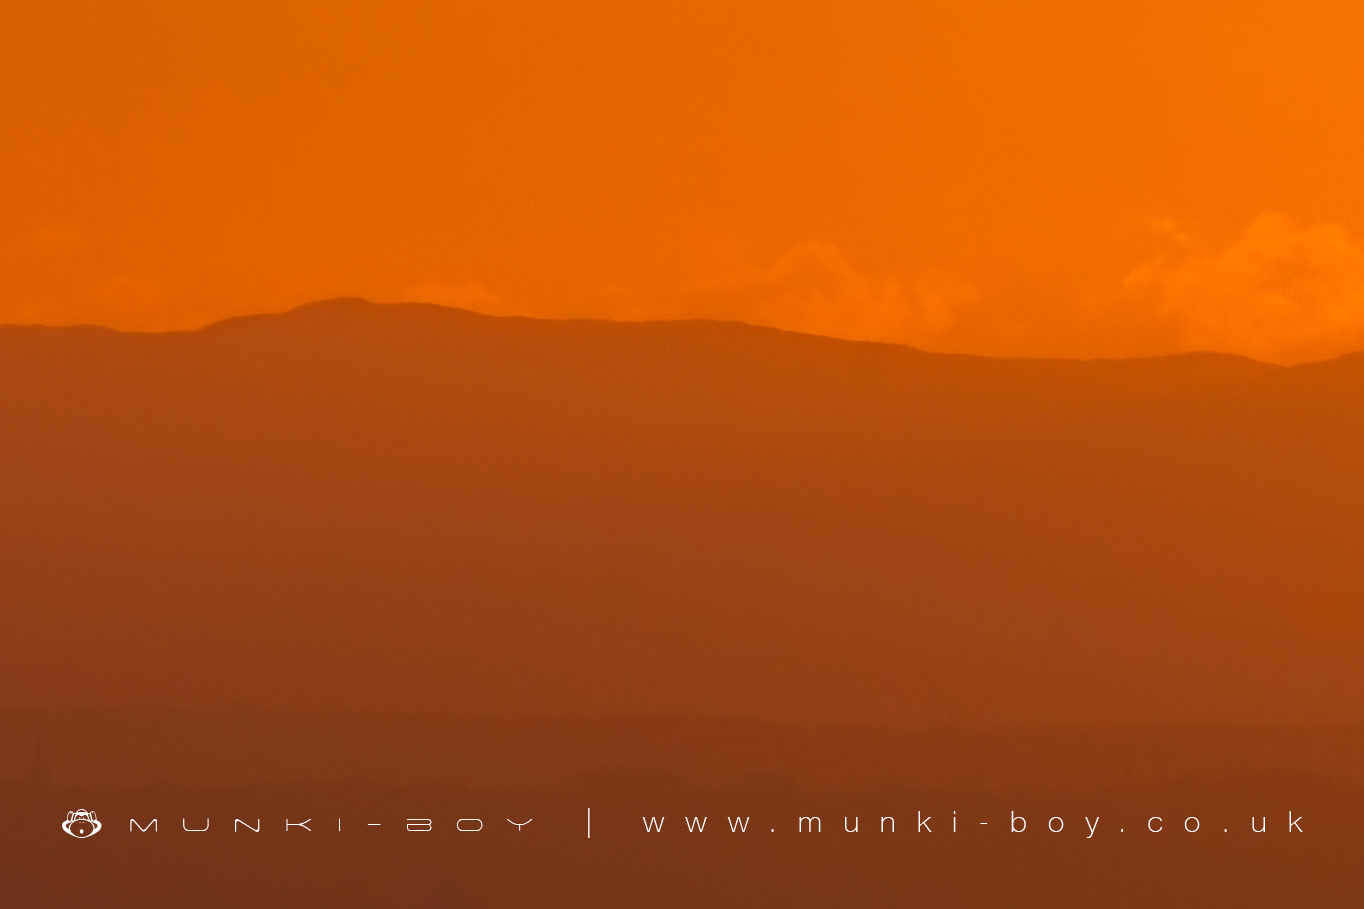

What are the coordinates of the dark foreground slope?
(1, 299, 1361, 729)
(3, 301, 1361, 905)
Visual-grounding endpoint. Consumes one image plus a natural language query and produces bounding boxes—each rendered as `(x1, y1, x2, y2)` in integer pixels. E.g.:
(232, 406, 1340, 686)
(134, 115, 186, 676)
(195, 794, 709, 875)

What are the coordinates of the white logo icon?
(62, 810, 102, 838)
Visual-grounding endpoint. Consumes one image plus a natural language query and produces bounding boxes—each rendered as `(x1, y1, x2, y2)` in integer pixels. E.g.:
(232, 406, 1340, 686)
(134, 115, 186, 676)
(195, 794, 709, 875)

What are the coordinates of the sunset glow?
(6, 0, 1364, 362)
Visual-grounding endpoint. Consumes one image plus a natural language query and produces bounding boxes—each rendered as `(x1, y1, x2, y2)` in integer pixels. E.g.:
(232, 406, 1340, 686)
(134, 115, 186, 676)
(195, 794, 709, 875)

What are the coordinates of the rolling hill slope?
(1, 299, 1360, 727)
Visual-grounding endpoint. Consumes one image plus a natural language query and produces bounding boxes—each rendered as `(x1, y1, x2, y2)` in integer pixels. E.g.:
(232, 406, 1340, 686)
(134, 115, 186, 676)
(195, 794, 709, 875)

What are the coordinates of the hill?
(1, 299, 1360, 727)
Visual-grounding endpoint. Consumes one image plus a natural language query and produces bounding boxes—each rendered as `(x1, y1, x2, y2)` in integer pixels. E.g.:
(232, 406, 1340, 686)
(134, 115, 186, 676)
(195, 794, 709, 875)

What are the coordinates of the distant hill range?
(2, 299, 1361, 727)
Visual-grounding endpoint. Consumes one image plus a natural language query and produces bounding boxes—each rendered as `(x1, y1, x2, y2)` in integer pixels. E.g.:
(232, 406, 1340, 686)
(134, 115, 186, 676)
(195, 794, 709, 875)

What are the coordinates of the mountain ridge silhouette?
(6, 295, 1354, 368)
(1, 295, 1360, 728)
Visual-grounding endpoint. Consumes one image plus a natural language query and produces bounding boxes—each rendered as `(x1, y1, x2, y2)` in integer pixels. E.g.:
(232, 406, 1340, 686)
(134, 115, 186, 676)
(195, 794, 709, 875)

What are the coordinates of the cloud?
(658, 242, 977, 348)
(392, 249, 976, 350)
(1124, 215, 1364, 364)
(392, 222, 1364, 365)
(398, 281, 500, 312)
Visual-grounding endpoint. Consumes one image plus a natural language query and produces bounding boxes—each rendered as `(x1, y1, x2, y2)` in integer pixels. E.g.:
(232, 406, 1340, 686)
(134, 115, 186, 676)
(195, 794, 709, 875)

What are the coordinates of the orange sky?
(4, 0, 1364, 363)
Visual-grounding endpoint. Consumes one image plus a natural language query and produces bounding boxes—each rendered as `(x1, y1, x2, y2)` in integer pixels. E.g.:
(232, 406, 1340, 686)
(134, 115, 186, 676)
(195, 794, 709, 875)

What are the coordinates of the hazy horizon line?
(6, 296, 1359, 370)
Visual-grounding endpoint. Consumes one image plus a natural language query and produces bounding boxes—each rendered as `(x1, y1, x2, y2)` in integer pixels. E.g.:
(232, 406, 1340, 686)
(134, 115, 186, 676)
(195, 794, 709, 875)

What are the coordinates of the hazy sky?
(4, 0, 1364, 362)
